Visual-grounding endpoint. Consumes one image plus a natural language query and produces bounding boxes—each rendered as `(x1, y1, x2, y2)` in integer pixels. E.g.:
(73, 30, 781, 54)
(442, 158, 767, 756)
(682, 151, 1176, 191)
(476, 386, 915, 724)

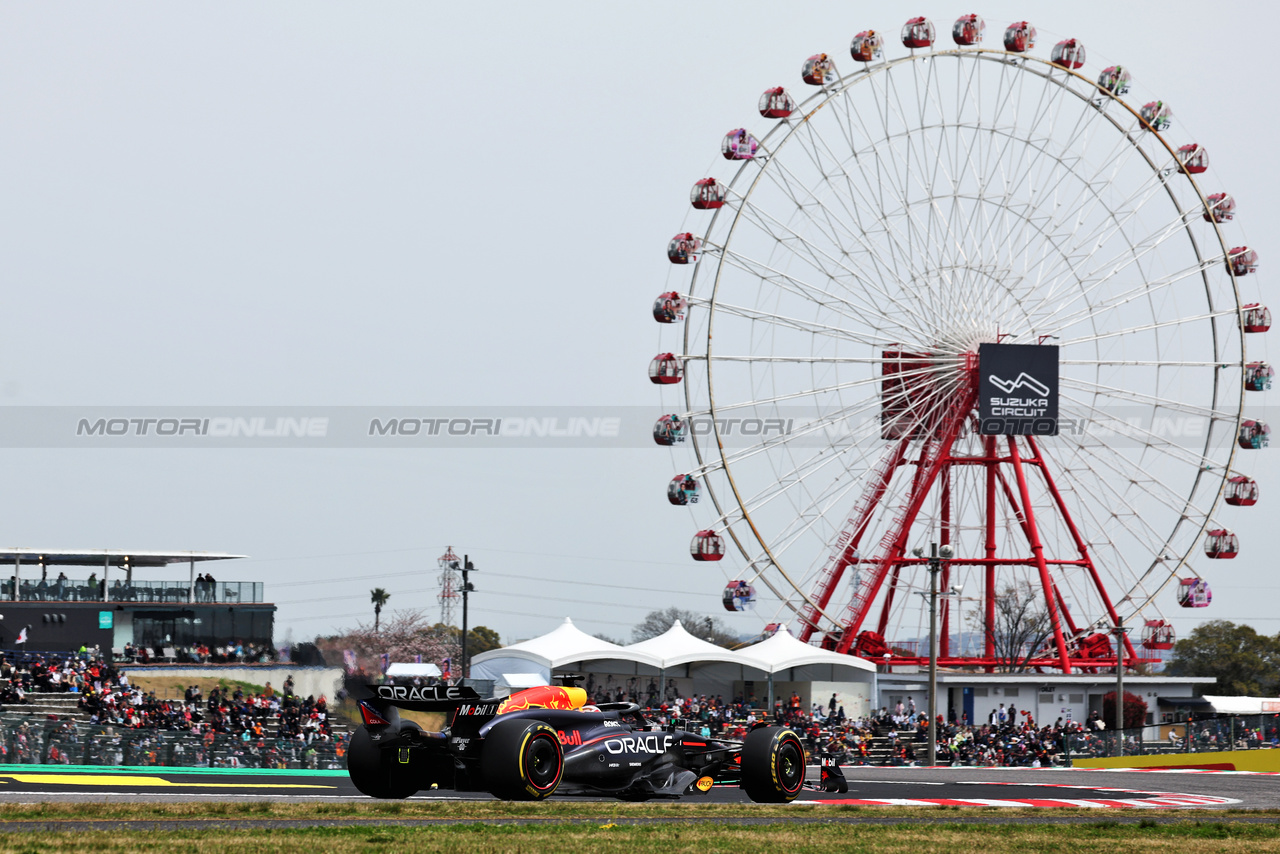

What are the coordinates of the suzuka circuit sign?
(977, 343, 1059, 436)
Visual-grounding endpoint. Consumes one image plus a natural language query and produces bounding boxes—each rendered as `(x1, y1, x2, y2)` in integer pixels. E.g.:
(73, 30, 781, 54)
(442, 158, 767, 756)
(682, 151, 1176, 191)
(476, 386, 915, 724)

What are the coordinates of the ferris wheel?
(651, 15, 1268, 673)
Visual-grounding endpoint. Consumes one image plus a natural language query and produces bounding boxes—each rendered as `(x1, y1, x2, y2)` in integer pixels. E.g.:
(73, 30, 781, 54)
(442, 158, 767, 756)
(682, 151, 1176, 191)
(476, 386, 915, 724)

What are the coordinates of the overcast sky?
(0, 1, 1275, 650)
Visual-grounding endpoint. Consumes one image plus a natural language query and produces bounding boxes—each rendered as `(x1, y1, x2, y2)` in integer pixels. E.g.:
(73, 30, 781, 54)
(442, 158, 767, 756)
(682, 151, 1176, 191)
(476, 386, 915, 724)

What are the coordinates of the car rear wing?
(364, 683, 494, 712)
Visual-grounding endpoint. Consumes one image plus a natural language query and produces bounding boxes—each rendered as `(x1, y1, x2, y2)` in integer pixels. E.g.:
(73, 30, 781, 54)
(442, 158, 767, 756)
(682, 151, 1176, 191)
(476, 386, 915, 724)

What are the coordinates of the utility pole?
(913, 541, 953, 767)
(460, 555, 476, 682)
(1113, 615, 1128, 755)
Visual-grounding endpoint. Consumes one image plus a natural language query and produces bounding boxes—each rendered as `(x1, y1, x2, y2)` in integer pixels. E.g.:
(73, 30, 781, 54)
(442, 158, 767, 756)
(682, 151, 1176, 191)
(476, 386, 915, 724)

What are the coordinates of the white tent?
(1202, 695, 1280, 715)
(739, 628, 876, 674)
(738, 627, 875, 709)
(385, 662, 442, 679)
(627, 620, 743, 667)
(470, 617, 662, 688)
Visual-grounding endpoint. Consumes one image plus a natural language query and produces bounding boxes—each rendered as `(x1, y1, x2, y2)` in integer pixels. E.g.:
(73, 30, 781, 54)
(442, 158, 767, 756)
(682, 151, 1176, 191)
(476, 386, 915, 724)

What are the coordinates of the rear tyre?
(481, 718, 564, 801)
(741, 726, 806, 803)
(347, 724, 421, 799)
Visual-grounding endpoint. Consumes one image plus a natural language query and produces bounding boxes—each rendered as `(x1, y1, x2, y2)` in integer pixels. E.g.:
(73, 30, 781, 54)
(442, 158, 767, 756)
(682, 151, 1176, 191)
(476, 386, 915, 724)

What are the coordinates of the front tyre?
(741, 726, 806, 803)
(347, 724, 420, 799)
(481, 718, 564, 801)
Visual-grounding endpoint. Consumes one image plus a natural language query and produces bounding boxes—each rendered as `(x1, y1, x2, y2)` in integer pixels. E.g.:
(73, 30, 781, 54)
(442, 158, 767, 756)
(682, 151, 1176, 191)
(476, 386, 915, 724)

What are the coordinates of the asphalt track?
(0, 765, 1274, 812)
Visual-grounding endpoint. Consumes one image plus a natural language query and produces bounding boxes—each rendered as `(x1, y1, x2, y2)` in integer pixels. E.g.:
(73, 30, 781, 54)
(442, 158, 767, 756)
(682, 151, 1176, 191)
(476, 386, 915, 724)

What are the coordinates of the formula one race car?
(348, 682, 848, 802)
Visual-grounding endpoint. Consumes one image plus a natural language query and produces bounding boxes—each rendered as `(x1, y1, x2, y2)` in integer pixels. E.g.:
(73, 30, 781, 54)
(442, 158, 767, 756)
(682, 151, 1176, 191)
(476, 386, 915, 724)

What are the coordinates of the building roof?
(0, 550, 246, 567)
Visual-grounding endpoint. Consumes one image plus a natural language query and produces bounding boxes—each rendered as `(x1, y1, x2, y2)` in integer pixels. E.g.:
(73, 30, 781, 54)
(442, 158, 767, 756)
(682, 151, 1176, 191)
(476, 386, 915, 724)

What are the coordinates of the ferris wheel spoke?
(1052, 442, 1204, 561)
(722, 196, 940, 333)
(1015, 131, 1170, 300)
(1046, 254, 1228, 335)
(709, 245, 910, 333)
(862, 76, 970, 298)
(1057, 388, 1229, 476)
(1039, 230, 1222, 333)
(1060, 376, 1232, 420)
(1027, 191, 1188, 320)
(765, 121, 922, 291)
(686, 296, 901, 348)
(965, 57, 1063, 276)
(1058, 309, 1238, 348)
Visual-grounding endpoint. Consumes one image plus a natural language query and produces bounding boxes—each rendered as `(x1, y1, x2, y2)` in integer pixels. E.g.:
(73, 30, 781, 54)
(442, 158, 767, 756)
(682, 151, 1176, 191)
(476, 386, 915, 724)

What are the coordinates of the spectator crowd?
(0, 649, 347, 769)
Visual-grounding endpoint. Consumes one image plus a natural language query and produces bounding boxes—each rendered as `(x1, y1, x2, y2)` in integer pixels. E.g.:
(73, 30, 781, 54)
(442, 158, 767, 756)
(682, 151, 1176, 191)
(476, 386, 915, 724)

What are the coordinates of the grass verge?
(1, 815, 1280, 853)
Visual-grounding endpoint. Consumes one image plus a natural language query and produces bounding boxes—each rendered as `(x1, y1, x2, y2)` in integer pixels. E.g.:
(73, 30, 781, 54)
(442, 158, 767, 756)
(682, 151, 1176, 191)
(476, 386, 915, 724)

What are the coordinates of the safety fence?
(0, 714, 347, 769)
(1070, 713, 1280, 761)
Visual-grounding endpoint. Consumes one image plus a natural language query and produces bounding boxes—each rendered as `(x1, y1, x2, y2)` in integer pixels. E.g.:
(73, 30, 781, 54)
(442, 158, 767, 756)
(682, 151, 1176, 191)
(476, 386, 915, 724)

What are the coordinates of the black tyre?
(481, 718, 564, 801)
(347, 724, 420, 799)
(740, 726, 806, 803)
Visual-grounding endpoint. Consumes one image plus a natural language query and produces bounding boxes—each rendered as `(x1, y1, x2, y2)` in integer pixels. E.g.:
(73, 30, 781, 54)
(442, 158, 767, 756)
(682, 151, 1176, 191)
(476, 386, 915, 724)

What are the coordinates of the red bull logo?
(557, 729, 582, 746)
(496, 685, 587, 715)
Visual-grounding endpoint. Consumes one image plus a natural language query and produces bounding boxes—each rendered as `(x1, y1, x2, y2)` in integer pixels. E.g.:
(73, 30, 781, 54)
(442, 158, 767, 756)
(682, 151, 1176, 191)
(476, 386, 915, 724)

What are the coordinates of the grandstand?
(0, 549, 274, 654)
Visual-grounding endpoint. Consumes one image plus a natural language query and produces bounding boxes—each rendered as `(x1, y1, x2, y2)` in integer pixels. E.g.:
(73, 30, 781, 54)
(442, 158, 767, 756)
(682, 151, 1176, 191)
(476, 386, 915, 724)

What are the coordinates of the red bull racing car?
(348, 682, 848, 802)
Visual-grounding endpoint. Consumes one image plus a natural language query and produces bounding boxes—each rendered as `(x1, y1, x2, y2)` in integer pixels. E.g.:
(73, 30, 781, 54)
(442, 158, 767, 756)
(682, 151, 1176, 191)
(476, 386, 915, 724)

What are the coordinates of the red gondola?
(1228, 247, 1259, 277)
(1003, 21, 1036, 52)
(648, 353, 683, 385)
(802, 54, 836, 86)
(1176, 144, 1209, 174)
(1050, 39, 1085, 69)
(1204, 528, 1239, 559)
(1141, 619, 1175, 651)
(1097, 65, 1131, 95)
(690, 530, 725, 562)
(667, 474, 700, 506)
(653, 414, 687, 446)
(762, 623, 782, 638)
(1245, 362, 1274, 392)
(901, 17, 936, 49)
(667, 233, 702, 265)
(1242, 304, 1271, 333)
(652, 292, 687, 324)
(1203, 193, 1236, 224)
(1239, 420, 1270, 449)
(1140, 100, 1173, 132)
(1225, 474, 1259, 506)
(952, 14, 984, 46)
(722, 128, 760, 161)
(850, 30, 884, 62)
(690, 178, 727, 210)
(722, 580, 757, 612)
(758, 87, 797, 119)
(1177, 578, 1213, 608)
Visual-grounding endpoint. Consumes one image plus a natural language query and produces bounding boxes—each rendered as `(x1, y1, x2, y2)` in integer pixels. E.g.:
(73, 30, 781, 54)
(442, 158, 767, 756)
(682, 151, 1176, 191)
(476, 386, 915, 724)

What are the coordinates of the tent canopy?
(627, 620, 743, 668)
(471, 617, 662, 670)
(385, 662, 442, 679)
(739, 627, 876, 674)
(474, 618, 874, 678)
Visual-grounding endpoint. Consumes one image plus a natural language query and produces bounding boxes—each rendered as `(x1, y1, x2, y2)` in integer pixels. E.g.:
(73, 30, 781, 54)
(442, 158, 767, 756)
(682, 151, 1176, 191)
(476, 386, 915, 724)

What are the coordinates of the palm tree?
(370, 588, 390, 632)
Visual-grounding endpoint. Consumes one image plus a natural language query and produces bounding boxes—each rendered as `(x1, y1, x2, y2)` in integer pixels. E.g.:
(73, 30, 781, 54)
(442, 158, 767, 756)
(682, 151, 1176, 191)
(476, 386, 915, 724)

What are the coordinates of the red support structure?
(797, 439, 910, 642)
(984, 435, 997, 671)
(797, 354, 1158, 674)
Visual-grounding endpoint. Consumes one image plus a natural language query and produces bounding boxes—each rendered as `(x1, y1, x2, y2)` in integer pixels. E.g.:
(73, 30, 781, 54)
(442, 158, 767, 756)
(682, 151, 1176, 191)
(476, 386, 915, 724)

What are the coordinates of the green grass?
(0, 816, 1279, 853)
